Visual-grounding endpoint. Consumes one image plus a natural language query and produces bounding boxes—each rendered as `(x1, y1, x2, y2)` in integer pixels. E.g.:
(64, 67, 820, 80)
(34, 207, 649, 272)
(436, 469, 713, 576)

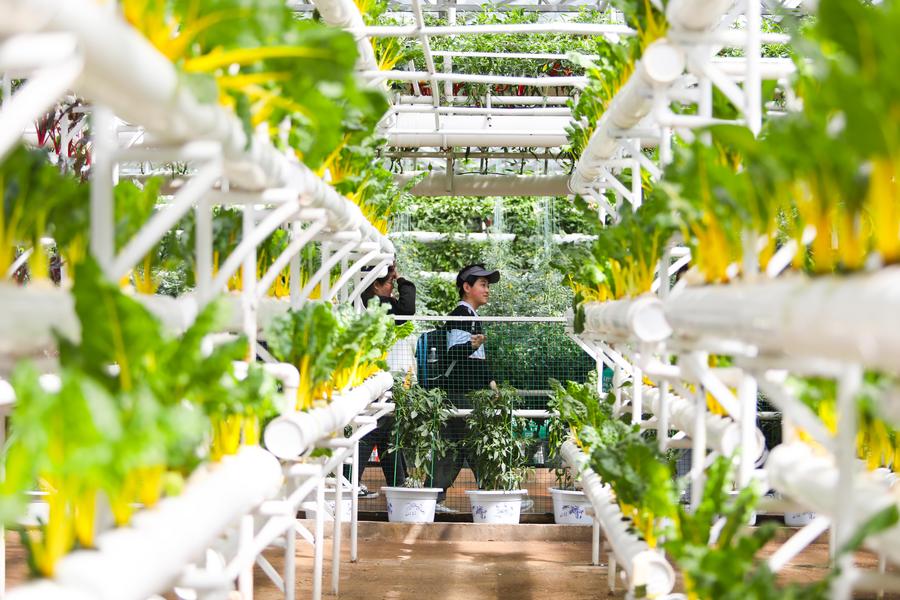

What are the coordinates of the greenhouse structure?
(2, 0, 900, 597)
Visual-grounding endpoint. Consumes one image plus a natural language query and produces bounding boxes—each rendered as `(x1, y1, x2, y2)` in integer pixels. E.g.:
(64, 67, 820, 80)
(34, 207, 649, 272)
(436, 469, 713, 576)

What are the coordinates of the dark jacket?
(445, 303, 493, 403)
(361, 278, 416, 324)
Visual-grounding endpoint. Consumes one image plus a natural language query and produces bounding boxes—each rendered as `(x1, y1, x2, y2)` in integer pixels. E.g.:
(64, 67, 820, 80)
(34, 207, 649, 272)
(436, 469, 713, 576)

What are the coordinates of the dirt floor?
(4, 522, 898, 599)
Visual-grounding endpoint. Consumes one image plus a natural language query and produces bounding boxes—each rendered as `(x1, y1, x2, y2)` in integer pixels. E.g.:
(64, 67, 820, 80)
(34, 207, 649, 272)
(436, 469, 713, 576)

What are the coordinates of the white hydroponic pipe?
(2, 0, 391, 253)
(9, 447, 282, 600)
(368, 69, 585, 88)
(642, 387, 765, 458)
(581, 296, 672, 344)
(264, 371, 394, 459)
(665, 0, 734, 31)
(767, 442, 900, 565)
(6, 582, 92, 600)
(397, 94, 571, 105)
(394, 174, 571, 199)
(664, 269, 900, 373)
(307, 0, 378, 72)
(561, 440, 675, 596)
(355, 22, 634, 38)
(389, 231, 516, 243)
(569, 40, 686, 194)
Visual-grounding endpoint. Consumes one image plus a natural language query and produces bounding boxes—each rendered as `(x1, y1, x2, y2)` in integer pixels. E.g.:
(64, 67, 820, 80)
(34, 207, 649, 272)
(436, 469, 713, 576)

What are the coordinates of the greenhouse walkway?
(3, 524, 893, 599)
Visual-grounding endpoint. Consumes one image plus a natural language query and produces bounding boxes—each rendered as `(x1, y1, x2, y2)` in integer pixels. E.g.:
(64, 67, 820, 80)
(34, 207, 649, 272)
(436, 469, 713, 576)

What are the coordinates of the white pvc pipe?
(367, 70, 584, 87)
(390, 104, 571, 116)
(307, 0, 378, 72)
(664, 269, 900, 373)
(396, 173, 571, 196)
(6, 0, 391, 253)
(6, 582, 93, 600)
(397, 94, 571, 105)
(643, 387, 765, 458)
(569, 40, 686, 193)
(355, 22, 634, 37)
(264, 371, 393, 459)
(666, 0, 733, 31)
(581, 296, 673, 344)
(767, 442, 900, 565)
(560, 440, 675, 596)
(19, 447, 283, 600)
(389, 231, 516, 243)
(0, 33, 83, 162)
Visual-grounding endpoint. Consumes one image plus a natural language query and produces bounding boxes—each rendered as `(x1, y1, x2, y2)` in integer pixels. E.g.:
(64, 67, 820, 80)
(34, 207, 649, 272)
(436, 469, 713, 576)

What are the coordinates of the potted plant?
(464, 383, 531, 524)
(383, 375, 453, 523)
(546, 379, 592, 525)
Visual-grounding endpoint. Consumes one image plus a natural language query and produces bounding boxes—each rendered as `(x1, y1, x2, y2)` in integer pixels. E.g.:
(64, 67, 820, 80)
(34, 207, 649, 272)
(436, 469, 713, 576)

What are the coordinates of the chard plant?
(121, 0, 387, 169)
(465, 384, 531, 491)
(389, 374, 454, 487)
(0, 145, 88, 281)
(788, 373, 900, 472)
(1, 258, 275, 577)
(266, 302, 340, 410)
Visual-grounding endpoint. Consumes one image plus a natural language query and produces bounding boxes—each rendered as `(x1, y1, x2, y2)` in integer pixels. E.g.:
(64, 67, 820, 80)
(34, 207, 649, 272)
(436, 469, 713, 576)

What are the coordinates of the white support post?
(690, 368, 707, 513)
(629, 156, 642, 209)
(313, 478, 325, 600)
(657, 379, 670, 453)
(632, 364, 643, 425)
(238, 514, 255, 600)
(738, 372, 757, 487)
(89, 105, 116, 277)
(350, 440, 360, 563)
(331, 462, 343, 595)
(745, 0, 762, 135)
(592, 519, 601, 566)
(243, 204, 258, 359)
(832, 364, 863, 600)
(195, 197, 213, 300)
(320, 242, 332, 301)
(290, 221, 303, 309)
(284, 511, 296, 600)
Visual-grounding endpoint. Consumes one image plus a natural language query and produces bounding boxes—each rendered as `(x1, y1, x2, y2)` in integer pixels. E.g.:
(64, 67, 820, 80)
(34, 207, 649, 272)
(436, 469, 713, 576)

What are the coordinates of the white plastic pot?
(784, 511, 816, 527)
(466, 490, 527, 524)
(382, 487, 442, 523)
(303, 489, 352, 522)
(549, 488, 592, 525)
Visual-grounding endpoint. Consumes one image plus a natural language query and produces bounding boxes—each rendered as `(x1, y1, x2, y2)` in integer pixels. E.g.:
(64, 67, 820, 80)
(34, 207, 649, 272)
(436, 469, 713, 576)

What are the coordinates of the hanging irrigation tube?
(264, 371, 394, 459)
(560, 440, 676, 596)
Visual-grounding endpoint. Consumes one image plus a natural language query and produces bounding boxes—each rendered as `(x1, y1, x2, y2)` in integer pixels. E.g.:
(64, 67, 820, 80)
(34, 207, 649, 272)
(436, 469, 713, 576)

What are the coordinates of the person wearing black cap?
(359, 263, 416, 323)
(430, 263, 500, 511)
(350, 263, 415, 497)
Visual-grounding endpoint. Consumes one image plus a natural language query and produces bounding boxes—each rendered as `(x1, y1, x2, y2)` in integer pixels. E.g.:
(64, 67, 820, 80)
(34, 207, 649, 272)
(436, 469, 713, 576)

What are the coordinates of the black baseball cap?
(457, 264, 500, 286)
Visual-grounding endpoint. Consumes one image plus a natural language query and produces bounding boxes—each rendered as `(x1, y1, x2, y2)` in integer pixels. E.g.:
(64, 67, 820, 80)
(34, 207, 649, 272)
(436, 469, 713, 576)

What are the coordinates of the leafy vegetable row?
(1, 259, 278, 577)
(549, 378, 899, 599)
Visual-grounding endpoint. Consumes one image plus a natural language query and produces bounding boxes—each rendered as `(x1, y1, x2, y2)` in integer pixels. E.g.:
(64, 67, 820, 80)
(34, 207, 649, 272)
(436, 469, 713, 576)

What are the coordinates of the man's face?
(465, 277, 491, 308)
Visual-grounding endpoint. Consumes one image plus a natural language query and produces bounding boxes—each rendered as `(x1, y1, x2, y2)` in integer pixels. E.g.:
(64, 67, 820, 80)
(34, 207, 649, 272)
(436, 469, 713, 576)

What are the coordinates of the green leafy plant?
(1, 258, 274, 577)
(390, 375, 454, 487)
(266, 302, 340, 410)
(465, 383, 531, 490)
(122, 0, 387, 169)
(0, 145, 88, 280)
